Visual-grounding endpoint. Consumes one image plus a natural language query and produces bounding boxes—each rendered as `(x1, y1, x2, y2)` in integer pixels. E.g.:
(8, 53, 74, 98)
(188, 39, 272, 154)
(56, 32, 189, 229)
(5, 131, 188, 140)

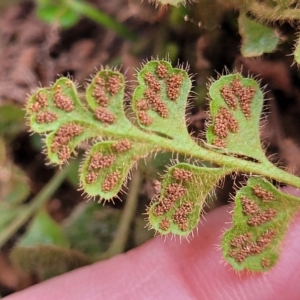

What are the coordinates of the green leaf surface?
(238, 13, 279, 57)
(36, 0, 80, 28)
(222, 177, 300, 271)
(148, 163, 231, 237)
(18, 210, 70, 248)
(207, 73, 266, 161)
(132, 60, 192, 141)
(63, 202, 120, 258)
(80, 140, 149, 199)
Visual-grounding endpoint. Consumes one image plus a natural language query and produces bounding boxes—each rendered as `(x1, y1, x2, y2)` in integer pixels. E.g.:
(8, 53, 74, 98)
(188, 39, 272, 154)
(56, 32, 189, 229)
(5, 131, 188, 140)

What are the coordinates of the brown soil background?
(1, 0, 300, 296)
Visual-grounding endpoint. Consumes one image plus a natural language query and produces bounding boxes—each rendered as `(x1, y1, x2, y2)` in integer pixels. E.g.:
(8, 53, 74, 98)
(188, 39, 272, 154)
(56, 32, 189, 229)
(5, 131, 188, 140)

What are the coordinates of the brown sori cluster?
(93, 76, 108, 106)
(144, 73, 161, 92)
(212, 138, 226, 148)
(136, 99, 149, 111)
(241, 196, 259, 215)
(230, 232, 252, 247)
(138, 111, 153, 126)
(51, 123, 83, 151)
(166, 73, 183, 101)
(54, 86, 74, 112)
(144, 89, 168, 118)
(229, 229, 276, 263)
(113, 140, 132, 152)
(159, 219, 170, 231)
(247, 208, 277, 226)
(213, 106, 238, 147)
(93, 86, 108, 107)
(36, 111, 57, 123)
(231, 78, 255, 119)
(102, 171, 121, 192)
(95, 107, 116, 124)
(57, 145, 71, 163)
(88, 152, 115, 170)
(156, 63, 168, 79)
(253, 185, 274, 202)
(165, 183, 187, 200)
(240, 189, 277, 227)
(153, 183, 187, 216)
(85, 172, 98, 184)
(30, 92, 48, 112)
(220, 77, 256, 119)
(220, 86, 237, 110)
(153, 198, 174, 216)
(173, 201, 193, 231)
(172, 168, 193, 181)
(107, 75, 121, 95)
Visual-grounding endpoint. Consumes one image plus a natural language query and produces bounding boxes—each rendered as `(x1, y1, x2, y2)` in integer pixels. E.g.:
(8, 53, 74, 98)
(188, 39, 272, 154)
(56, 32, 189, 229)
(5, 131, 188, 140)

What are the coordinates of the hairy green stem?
(83, 116, 300, 190)
(0, 163, 73, 248)
(248, 2, 300, 21)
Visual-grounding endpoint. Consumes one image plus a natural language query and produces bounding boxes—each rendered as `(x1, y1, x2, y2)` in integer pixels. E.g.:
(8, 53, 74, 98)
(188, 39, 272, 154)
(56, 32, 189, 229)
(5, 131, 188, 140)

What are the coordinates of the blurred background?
(1, 0, 300, 296)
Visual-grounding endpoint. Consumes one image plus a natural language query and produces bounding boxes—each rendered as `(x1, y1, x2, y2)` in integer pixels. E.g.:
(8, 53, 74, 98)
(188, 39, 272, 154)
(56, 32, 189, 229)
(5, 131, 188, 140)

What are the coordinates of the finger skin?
(5, 202, 300, 300)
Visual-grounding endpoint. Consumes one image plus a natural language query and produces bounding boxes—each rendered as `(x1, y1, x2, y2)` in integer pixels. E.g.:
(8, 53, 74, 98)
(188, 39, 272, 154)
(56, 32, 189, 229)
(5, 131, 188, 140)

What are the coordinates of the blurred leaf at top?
(238, 12, 280, 57)
(35, 0, 136, 40)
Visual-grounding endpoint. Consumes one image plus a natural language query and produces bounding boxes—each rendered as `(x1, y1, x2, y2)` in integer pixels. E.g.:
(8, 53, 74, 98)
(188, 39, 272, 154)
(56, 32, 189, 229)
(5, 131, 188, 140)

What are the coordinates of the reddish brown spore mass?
(93, 86, 108, 107)
(52, 123, 83, 151)
(253, 185, 275, 201)
(113, 140, 132, 152)
(144, 72, 161, 92)
(219, 77, 256, 119)
(54, 86, 74, 112)
(85, 172, 98, 184)
(156, 63, 168, 79)
(138, 111, 153, 126)
(136, 99, 149, 111)
(95, 107, 116, 124)
(173, 201, 193, 231)
(30, 92, 48, 112)
(241, 195, 259, 215)
(212, 138, 226, 148)
(229, 229, 276, 263)
(165, 183, 187, 201)
(159, 219, 170, 231)
(173, 168, 193, 181)
(36, 111, 57, 123)
(166, 73, 183, 101)
(230, 233, 252, 247)
(102, 171, 121, 192)
(144, 89, 168, 118)
(220, 86, 237, 110)
(57, 145, 71, 163)
(213, 106, 238, 138)
(89, 152, 115, 170)
(107, 75, 121, 95)
(95, 77, 106, 87)
(247, 208, 277, 226)
(152, 183, 187, 216)
(231, 78, 256, 119)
